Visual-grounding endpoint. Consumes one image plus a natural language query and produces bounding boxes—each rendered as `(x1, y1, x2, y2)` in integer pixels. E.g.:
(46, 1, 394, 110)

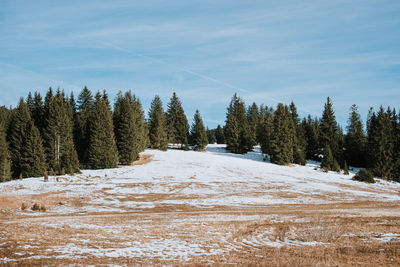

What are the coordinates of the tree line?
(0, 88, 208, 182)
(0, 89, 399, 183)
(221, 94, 400, 182)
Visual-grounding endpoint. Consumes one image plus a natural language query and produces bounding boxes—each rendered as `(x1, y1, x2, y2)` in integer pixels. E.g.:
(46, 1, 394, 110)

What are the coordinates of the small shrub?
(19, 173, 23, 180)
(31, 203, 40, 211)
(44, 171, 48, 182)
(40, 204, 46, 212)
(60, 168, 65, 175)
(322, 167, 329, 173)
(352, 169, 375, 183)
(49, 168, 54, 176)
(21, 203, 27, 210)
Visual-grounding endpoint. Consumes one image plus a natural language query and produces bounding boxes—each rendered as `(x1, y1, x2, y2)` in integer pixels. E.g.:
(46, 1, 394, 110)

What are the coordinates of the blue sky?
(1, 0, 399, 129)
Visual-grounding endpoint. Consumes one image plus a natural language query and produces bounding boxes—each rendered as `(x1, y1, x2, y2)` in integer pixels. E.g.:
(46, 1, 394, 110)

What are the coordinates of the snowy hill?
(1, 144, 399, 265)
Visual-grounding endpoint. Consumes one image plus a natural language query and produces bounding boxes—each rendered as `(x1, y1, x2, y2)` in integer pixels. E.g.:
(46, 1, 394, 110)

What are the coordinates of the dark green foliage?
(332, 159, 341, 173)
(20, 120, 47, 177)
(88, 92, 119, 169)
(321, 145, 334, 170)
(353, 169, 375, 183)
(114, 91, 147, 165)
(206, 127, 215, 144)
(0, 121, 11, 182)
(225, 94, 252, 154)
(367, 107, 394, 178)
(303, 116, 320, 161)
(148, 95, 168, 151)
(247, 102, 259, 147)
(257, 105, 274, 155)
(190, 110, 208, 151)
(289, 102, 306, 165)
(270, 103, 295, 165)
(319, 97, 341, 169)
(8, 99, 46, 178)
(166, 92, 189, 148)
(215, 124, 225, 144)
(27, 92, 45, 136)
(344, 104, 366, 167)
(75, 86, 95, 165)
(42, 89, 80, 174)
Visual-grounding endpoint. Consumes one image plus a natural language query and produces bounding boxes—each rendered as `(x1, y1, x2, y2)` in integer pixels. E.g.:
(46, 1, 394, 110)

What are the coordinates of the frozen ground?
(0, 144, 399, 265)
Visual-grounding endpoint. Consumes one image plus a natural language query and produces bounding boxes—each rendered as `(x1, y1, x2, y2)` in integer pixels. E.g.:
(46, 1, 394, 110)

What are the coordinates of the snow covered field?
(1, 144, 399, 265)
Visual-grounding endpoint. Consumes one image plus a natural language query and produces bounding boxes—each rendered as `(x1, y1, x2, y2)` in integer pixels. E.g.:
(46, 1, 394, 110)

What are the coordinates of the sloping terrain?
(1, 145, 399, 266)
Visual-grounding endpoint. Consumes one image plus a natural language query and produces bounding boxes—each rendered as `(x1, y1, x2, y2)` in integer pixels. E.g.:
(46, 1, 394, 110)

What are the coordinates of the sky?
(0, 0, 399, 129)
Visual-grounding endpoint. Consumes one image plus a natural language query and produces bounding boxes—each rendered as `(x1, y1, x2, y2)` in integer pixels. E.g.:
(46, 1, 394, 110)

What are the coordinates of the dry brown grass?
(130, 154, 153, 166)
(1, 200, 399, 266)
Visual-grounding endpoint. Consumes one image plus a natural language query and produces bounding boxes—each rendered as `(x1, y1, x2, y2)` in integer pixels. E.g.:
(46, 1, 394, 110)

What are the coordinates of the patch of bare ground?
(130, 154, 153, 166)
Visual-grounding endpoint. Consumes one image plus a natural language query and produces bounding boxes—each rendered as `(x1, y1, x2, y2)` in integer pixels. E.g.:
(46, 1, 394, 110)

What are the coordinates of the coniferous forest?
(0, 88, 399, 183)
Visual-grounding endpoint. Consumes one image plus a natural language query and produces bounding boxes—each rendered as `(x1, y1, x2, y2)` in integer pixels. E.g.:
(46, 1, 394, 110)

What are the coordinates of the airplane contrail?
(99, 41, 316, 116)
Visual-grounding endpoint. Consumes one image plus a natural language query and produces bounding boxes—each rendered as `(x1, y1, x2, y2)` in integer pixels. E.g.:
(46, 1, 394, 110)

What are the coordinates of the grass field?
(1, 145, 399, 266)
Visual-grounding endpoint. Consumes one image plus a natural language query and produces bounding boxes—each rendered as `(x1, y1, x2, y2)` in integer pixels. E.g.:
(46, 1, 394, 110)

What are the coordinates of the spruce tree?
(319, 97, 341, 169)
(289, 102, 306, 165)
(257, 105, 274, 155)
(270, 103, 295, 165)
(247, 102, 259, 147)
(76, 86, 95, 165)
(148, 95, 168, 150)
(114, 91, 147, 165)
(166, 92, 189, 148)
(225, 102, 240, 152)
(225, 94, 252, 154)
(191, 110, 208, 151)
(42, 89, 80, 174)
(215, 124, 225, 144)
(367, 107, 394, 178)
(321, 144, 334, 171)
(0, 122, 11, 182)
(20, 120, 46, 177)
(8, 99, 46, 178)
(88, 92, 119, 169)
(344, 104, 366, 167)
(303, 116, 319, 161)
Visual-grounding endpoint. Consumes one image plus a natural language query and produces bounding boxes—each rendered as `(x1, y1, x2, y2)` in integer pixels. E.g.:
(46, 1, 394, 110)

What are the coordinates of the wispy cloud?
(0, 0, 399, 127)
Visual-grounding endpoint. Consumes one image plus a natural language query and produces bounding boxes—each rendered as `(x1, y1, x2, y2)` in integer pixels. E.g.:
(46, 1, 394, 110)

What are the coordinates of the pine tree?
(76, 86, 95, 165)
(367, 107, 394, 178)
(247, 102, 259, 147)
(114, 91, 147, 165)
(270, 103, 295, 165)
(0, 121, 11, 182)
(319, 97, 341, 169)
(88, 92, 119, 169)
(321, 144, 334, 171)
(257, 105, 274, 155)
(166, 92, 189, 148)
(191, 110, 208, 151)
(148, 95, 168, 150)
(289, 102, 306, 165)
(225, 94, 252, 154)
(20, 120, 46, 177)
(225, 101, 240, 152)
(42, 89, 80, 174)
(344, 104, 365, 167)
(215, 124, 225, 144)
(8, 99, 46, 178)
(303, 116, 319, 161)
